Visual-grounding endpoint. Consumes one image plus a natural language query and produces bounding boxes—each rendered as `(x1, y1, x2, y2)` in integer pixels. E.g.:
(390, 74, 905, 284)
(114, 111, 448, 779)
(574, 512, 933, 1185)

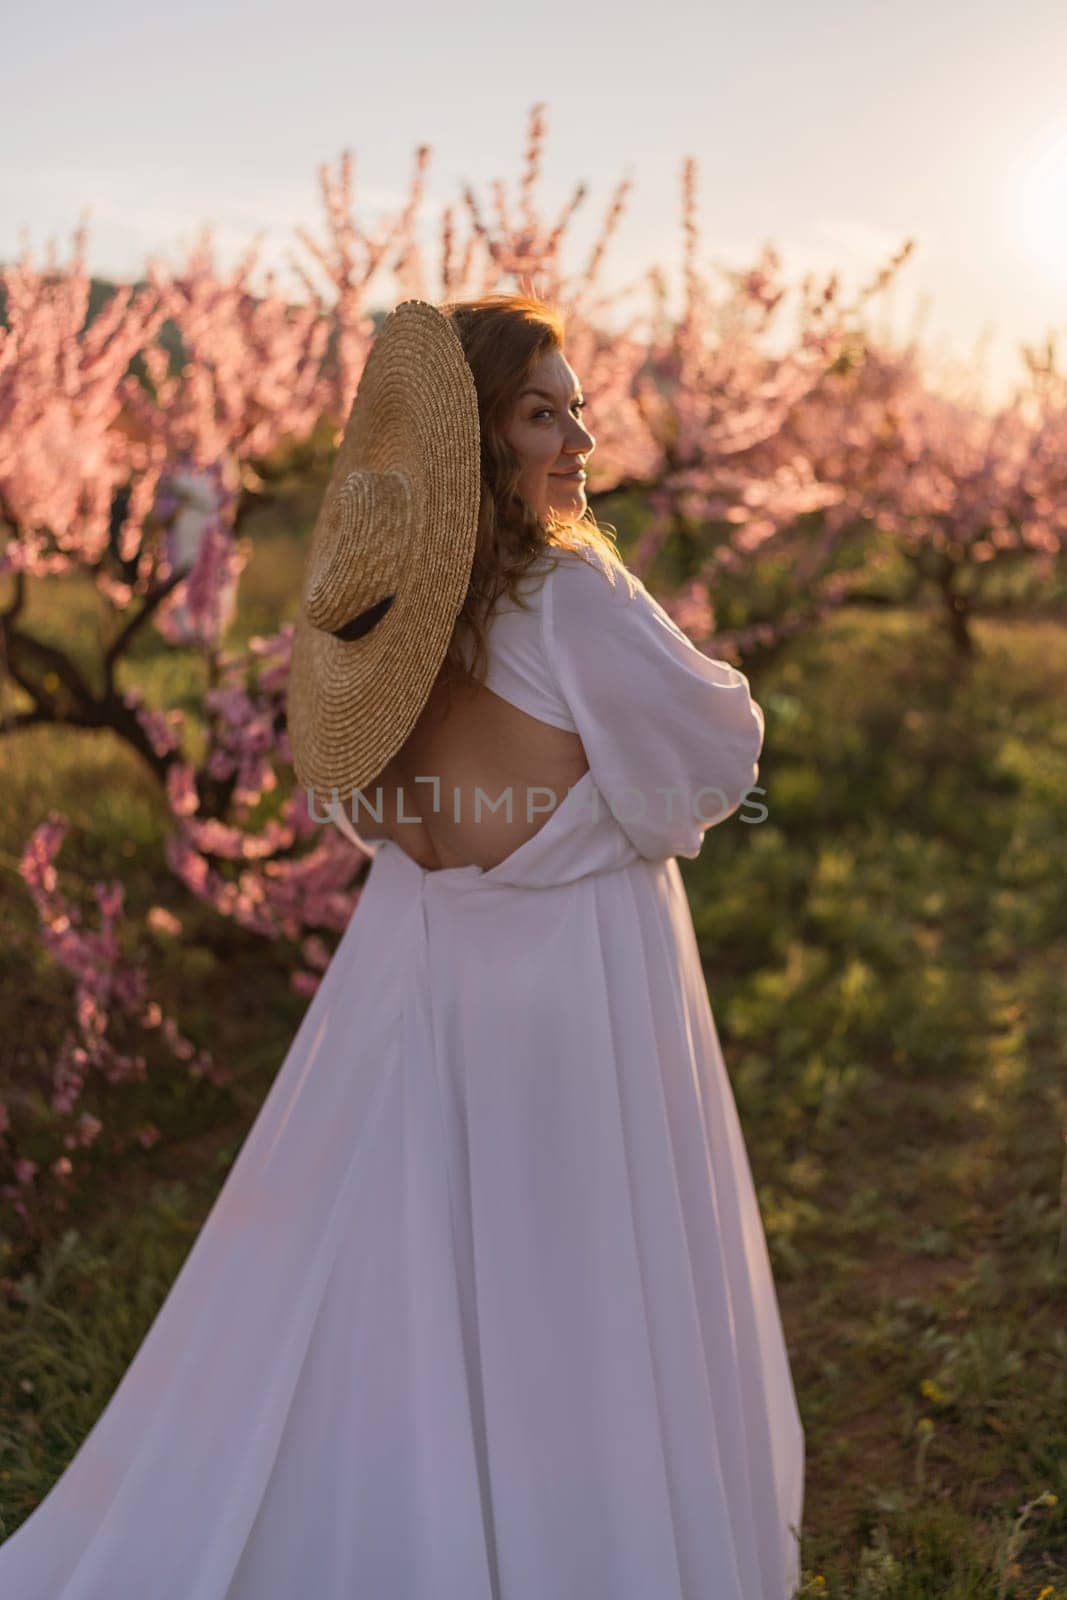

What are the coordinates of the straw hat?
(288, 299, 482, 817)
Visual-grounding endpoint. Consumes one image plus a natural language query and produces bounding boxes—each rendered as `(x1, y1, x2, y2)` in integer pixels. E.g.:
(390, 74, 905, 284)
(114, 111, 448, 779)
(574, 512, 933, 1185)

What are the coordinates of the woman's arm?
(543, 552, 765, 862)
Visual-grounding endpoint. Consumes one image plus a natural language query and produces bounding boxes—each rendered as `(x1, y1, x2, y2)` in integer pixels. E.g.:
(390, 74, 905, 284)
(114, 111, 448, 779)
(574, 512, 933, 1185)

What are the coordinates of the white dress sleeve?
(542, 551, 765, 862)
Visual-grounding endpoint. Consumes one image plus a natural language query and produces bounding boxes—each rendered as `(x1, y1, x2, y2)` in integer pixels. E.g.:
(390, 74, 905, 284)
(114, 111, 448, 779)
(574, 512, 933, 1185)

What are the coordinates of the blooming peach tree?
(2, 103, 1063, 1249)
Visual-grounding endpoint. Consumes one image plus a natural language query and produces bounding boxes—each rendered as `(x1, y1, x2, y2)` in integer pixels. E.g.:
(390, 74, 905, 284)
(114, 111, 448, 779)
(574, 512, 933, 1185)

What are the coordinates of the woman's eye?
(533, 402, 586, 421)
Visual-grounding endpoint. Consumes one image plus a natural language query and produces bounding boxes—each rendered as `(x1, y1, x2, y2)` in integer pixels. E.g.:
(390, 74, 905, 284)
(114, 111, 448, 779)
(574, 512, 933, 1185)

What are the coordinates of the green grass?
(1, 516, 1064, 1595)
(679, 608, 1067, 1596)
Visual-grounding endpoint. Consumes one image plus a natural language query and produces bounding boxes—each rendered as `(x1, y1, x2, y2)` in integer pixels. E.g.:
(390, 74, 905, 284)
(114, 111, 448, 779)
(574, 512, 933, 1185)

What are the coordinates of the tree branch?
(102, 564, 192, 687)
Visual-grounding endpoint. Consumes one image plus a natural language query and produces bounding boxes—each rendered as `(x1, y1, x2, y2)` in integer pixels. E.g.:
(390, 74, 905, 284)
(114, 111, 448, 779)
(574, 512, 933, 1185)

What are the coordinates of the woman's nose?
(568, 416, 595, 452)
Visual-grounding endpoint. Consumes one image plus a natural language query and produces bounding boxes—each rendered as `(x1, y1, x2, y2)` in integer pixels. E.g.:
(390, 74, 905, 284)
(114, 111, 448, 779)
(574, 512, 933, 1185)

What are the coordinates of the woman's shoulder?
(539, 546, 673, 661)
(537, 540, 644, 610)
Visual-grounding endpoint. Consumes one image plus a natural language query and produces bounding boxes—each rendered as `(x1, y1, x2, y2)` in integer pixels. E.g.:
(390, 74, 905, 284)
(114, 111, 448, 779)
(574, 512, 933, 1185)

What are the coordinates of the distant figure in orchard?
(154, 460, 239, 647)
(0, 294, 803, 1599)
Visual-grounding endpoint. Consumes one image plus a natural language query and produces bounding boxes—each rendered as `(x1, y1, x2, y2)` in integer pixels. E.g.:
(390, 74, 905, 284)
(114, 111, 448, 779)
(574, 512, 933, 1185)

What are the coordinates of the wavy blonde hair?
(437, 293, 636, 697)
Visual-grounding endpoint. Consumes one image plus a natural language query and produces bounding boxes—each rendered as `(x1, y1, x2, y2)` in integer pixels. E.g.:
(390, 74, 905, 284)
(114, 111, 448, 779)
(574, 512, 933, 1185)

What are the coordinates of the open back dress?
(0, 545, 805, 1600)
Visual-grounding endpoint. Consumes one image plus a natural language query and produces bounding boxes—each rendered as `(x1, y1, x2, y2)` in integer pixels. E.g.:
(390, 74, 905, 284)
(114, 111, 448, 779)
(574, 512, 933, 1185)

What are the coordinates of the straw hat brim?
(288, 300, 482, 817)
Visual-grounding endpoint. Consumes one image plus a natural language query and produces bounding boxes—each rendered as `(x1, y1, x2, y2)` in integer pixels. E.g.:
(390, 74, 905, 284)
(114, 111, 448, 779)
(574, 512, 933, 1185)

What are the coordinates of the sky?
(6, 0, 1067, 409)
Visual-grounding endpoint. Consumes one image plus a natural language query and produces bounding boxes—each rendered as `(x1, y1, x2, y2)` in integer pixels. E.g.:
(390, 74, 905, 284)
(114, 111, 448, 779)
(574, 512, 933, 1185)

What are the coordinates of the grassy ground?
(0, 519, 1064, 1596)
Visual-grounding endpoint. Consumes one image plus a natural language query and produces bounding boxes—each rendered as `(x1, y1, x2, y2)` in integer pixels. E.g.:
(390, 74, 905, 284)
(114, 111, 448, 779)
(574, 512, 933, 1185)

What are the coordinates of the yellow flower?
(919, 1378, 948, 1404)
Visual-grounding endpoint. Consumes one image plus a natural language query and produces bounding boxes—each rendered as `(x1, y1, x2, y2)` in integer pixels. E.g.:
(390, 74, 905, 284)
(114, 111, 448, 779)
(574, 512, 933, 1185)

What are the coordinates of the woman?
(0, 296, 804, 1599)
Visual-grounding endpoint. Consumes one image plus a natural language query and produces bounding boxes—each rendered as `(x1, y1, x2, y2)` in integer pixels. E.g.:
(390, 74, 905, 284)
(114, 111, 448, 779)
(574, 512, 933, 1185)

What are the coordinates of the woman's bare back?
(353, 671, 589, 872)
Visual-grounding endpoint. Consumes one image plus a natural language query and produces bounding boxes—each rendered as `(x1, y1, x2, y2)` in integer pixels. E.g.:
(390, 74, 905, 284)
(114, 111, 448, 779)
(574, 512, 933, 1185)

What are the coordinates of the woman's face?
(501, 348, 596, 522)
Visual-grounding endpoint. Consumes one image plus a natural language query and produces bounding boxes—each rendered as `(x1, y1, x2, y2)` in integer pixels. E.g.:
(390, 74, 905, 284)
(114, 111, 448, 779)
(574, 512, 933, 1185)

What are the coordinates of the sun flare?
(1016, 126, 1067, 281)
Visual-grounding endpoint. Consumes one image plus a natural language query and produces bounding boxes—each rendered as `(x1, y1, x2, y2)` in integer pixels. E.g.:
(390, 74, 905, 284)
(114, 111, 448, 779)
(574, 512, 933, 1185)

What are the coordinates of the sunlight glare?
(1016, 125, 1067, 282)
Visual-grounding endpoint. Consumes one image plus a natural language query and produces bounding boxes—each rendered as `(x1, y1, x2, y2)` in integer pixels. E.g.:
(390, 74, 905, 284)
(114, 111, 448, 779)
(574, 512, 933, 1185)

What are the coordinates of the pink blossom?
(166, 763, 200, 816)
(147, 906, 183, 936)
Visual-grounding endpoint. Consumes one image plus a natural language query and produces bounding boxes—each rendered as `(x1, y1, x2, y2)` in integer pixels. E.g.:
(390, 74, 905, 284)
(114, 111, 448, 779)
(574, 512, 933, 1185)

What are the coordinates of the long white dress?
(0, 546, 805, 1600)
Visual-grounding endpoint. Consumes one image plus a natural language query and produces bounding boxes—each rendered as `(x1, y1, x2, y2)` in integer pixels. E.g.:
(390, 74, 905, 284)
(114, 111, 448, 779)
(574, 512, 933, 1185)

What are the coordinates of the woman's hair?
(436, 292, 633, 697)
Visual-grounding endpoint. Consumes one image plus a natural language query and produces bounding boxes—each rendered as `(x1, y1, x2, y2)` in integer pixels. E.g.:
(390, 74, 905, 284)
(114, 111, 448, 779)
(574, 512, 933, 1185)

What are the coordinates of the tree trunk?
(937, 554, 975, 657)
